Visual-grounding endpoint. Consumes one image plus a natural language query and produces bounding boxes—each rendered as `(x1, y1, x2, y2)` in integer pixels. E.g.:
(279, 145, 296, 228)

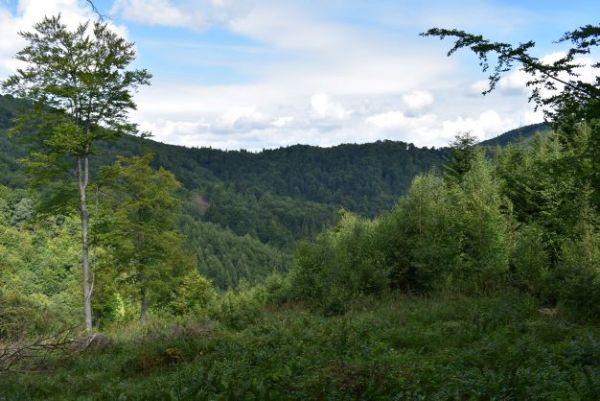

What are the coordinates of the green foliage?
(390, 154, 511, 293)
(98, 154, 193, 322)
(444, 131, 478, 184)
(179, 215, 291, 290)
(510, 224, 551, 298)
(552, 208, 600, 316)
(209, 285, 268, 330)
(290, 152, 512, 312)
(0, 186, 81, 338)
(387, 173, 459, 291)
(5, 294, 600, 400)
(170, 271, 217, 315)
(1, 19, 600, 401)
(1, 93, 548, 253)
(291, 211, 387, 314)
(1, 14, 152, 330)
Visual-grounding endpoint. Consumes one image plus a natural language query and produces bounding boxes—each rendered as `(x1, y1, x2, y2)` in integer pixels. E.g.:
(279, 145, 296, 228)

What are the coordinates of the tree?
(2, 16, 151, 330)
(98, 154, 190, 323)
(423, 25, 600, 310)
(422, 24, 600, 230)
(421, 25, 600, 125)
(444, 132, 478, 184)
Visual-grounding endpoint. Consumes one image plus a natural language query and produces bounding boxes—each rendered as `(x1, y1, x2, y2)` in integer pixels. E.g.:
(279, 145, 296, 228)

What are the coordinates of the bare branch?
(84, 0, 106, 21)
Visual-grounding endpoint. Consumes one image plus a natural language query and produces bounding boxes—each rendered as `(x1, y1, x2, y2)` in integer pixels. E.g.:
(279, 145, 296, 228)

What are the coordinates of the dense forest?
(1, 11, 600, 401)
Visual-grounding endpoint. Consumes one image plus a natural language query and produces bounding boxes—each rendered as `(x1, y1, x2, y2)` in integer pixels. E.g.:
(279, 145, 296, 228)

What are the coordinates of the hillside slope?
(0, 94, 544, 248)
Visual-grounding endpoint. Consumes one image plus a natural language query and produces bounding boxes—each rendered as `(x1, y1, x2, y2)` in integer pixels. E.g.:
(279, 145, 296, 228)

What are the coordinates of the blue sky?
(0, 0, 599, 149)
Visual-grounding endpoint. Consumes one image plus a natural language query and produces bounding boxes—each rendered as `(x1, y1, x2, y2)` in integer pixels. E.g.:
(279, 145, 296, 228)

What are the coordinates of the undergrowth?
(2, 293, 600, 400)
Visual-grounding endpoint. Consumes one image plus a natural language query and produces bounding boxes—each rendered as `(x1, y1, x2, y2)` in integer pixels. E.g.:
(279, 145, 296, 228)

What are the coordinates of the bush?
(289, 211, 388, 314)
(170, 271, 217, 315)
(511, 224, 551, 299)
(378, 156, 511, 295)
(554, 229, 600, 316)
(210, 285, 267, 329)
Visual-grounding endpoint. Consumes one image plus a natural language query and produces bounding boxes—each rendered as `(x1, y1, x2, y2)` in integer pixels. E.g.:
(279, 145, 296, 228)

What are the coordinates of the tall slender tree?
(2, 16, 151, 331)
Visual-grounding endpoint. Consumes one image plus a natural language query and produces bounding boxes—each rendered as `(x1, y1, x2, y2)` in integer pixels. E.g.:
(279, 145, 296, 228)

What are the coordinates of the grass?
(2, 293, 600, 400)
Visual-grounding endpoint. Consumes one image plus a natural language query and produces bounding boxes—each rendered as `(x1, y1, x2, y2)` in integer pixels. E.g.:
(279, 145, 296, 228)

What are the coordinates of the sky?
(0, 0, 598, 150)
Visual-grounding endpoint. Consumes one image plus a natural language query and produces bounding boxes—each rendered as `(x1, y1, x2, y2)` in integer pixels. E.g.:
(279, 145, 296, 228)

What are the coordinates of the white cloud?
(522, 110, 544, 126)
(365, 111, 407, 129)
(440, 110, 504, 141)
(402, 90, 434, 112)
(218, 106, 266, 126)
(0, 0, 127, 77)
(310, 93, 351, 120)
(1, 0, 561, 151)
(468, 79, 489, 96)
(498, 70, 529, 95)
(111, 0, 189, 27)
(364, 108, 524, 147)
(271, 116, 294, 128)
(111, 0, 253, 30)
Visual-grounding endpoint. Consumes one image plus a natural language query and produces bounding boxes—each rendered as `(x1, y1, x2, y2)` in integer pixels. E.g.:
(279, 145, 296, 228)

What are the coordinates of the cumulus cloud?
(0, 0, 127, 76)
(498, 70, 529, 95)
(439, 110, 504, 141)
(310, 93, 351, 120)
(0, 0, 559, 151)
(364, 108, 526, 147)
(402, 90, 434, 113)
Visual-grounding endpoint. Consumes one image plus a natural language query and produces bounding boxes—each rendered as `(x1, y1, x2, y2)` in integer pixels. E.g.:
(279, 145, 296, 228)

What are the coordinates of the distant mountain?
(480, 122, 550, 147)
(0, 94, 547, 248)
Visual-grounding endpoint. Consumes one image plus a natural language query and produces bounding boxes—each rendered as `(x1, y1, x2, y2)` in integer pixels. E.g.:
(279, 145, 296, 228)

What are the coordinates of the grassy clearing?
(2, 293, 600, 401)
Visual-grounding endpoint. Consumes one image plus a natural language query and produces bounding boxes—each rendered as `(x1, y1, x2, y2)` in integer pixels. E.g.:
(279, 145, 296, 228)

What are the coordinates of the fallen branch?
(0, 326, 78, 373)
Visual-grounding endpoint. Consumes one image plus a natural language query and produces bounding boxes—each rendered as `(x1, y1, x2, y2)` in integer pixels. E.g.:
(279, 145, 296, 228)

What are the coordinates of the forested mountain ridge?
(480, 122, 550, 146)
(1, 93, 541, 218)
(0, 92, 546, 252)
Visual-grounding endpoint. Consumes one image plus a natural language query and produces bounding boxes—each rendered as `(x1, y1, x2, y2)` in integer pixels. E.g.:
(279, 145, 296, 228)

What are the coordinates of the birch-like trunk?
(78, 156, 93, 332)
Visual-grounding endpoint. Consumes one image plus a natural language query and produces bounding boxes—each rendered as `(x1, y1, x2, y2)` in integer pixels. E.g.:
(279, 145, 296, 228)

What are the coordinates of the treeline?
(0, 93, 455, 249)
(0, 180, 291, 336)
(100, 132, 450, 216)
(179, 216, 291, 289)
(1, 92, 546, 250)
(284, 125, 600, 315)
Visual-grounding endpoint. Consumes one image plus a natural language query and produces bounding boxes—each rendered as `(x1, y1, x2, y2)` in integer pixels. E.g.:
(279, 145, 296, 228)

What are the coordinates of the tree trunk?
(78, 156, 93, 332)
(140, 286, 148, 324)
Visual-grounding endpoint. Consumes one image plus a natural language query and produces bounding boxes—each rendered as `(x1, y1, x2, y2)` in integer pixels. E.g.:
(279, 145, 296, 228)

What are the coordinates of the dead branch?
(0, 326, 78, 373)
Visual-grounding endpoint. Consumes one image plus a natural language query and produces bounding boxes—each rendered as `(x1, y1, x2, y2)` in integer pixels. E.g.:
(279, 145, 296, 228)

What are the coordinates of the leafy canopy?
(2, 15, 151, 184)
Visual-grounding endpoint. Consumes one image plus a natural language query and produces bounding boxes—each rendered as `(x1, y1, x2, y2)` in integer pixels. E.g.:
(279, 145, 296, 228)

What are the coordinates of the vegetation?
(98, 154, 191, 323)
(2, 16, 151, 330)
(4, 294, 600, 401)
(1, 13, 600, 401)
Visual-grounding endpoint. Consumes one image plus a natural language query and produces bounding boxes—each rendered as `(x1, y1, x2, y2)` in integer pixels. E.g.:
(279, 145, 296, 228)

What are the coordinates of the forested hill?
(480, 122, 550, 146)
(105, 137, 450, 216)
(0, 94, 447, 215)
(0, 94, 542, 247)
